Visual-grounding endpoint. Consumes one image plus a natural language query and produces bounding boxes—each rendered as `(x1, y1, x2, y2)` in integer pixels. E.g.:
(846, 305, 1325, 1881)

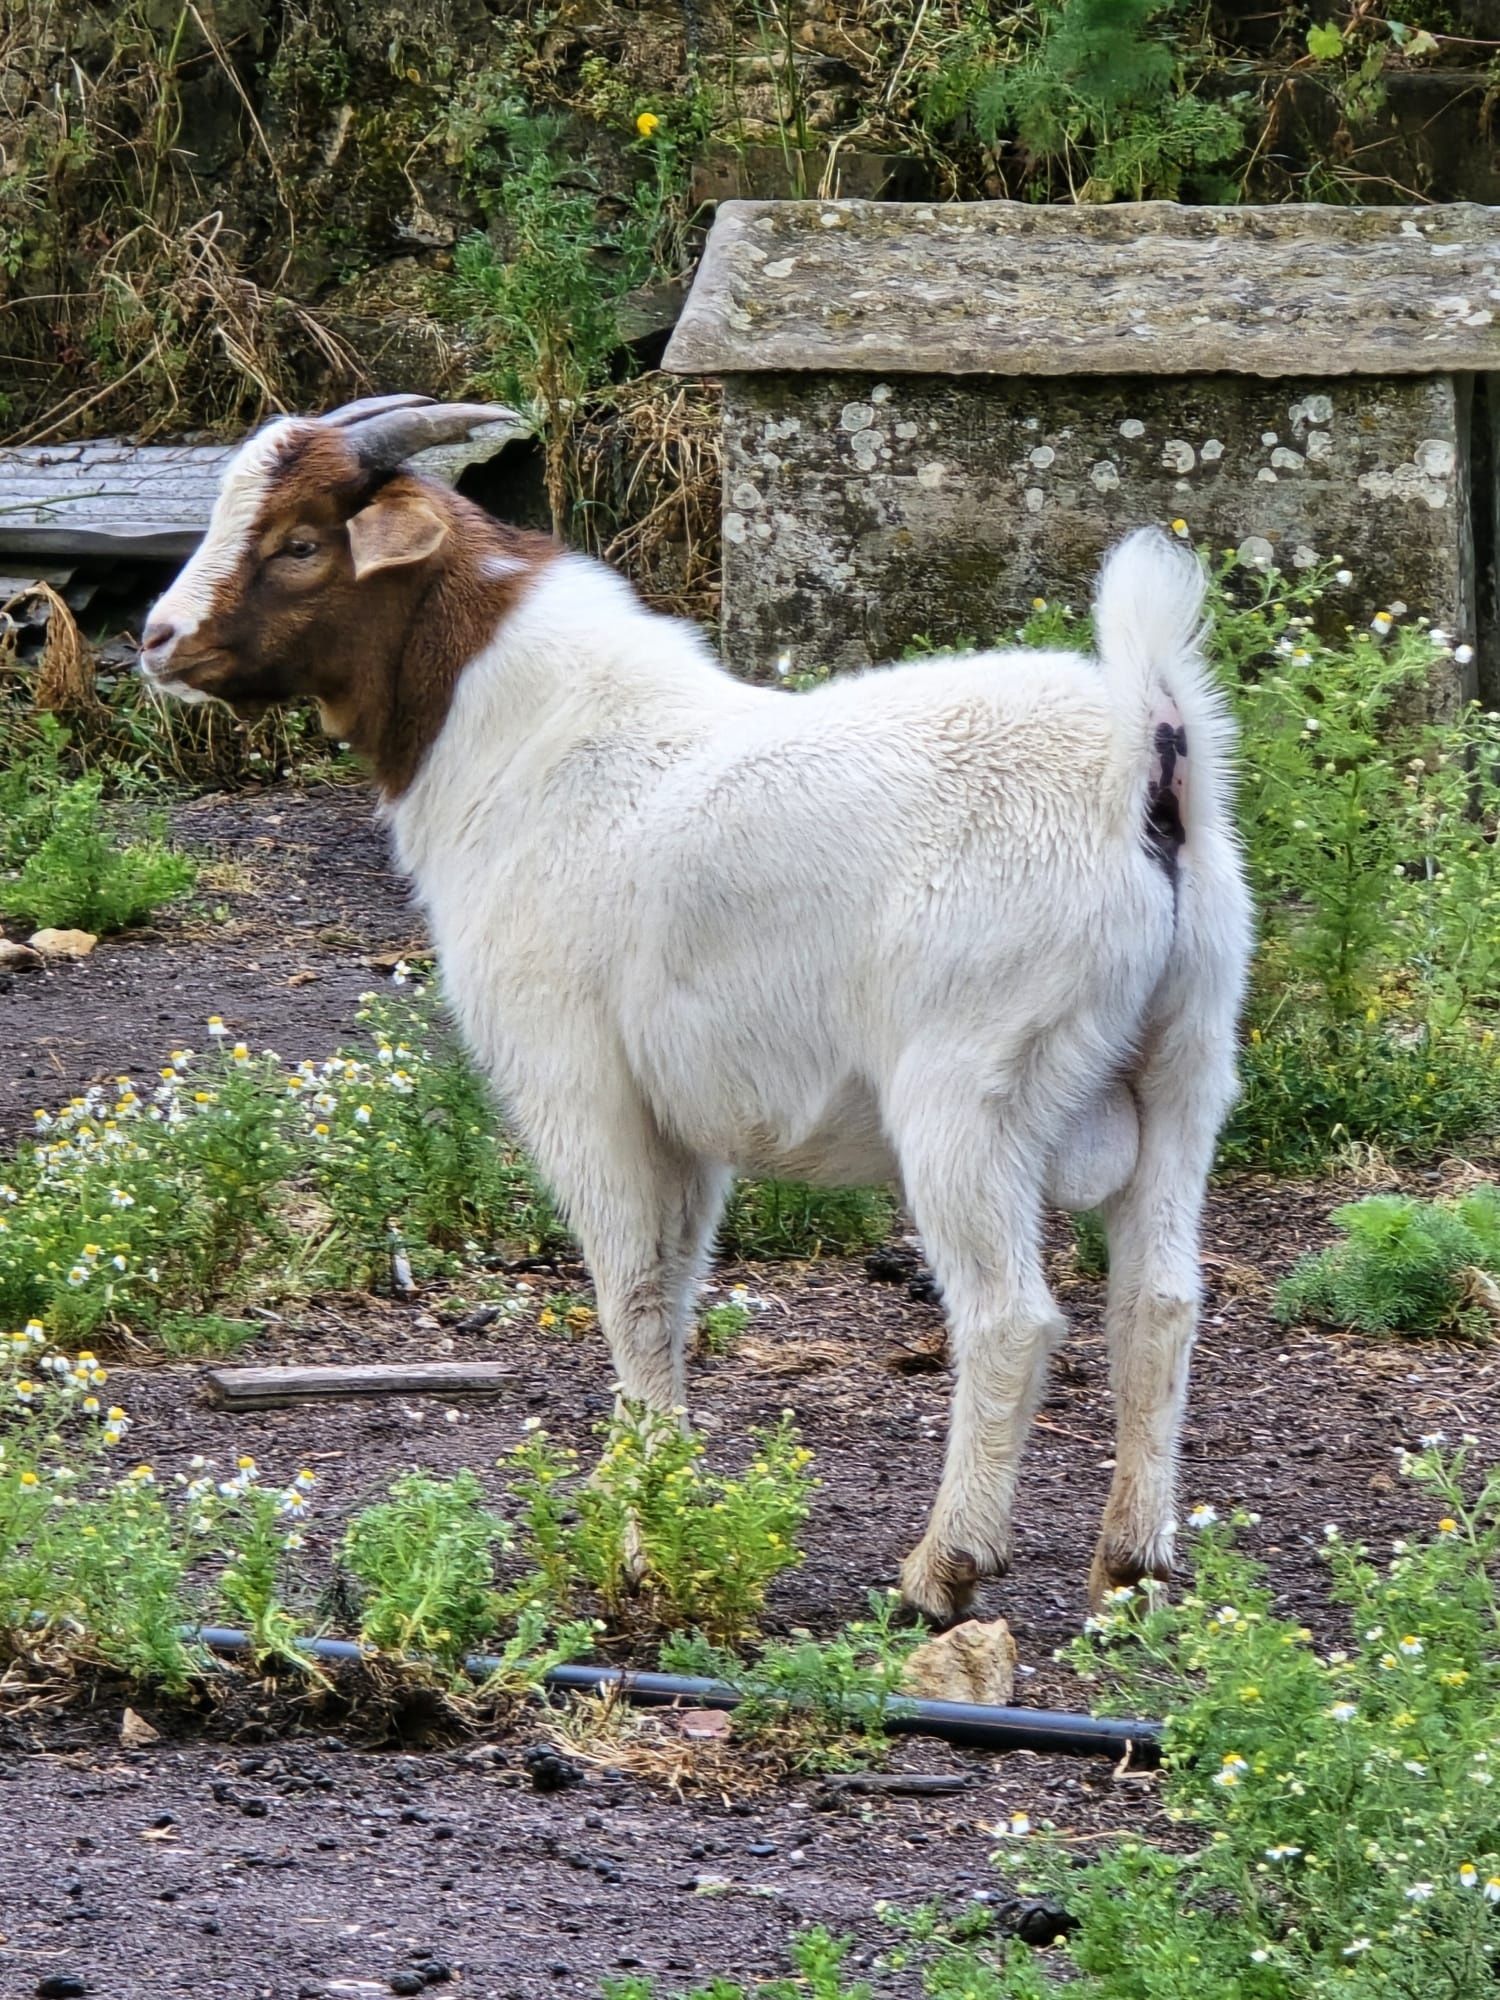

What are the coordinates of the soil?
(1, 785, 1497, 2000)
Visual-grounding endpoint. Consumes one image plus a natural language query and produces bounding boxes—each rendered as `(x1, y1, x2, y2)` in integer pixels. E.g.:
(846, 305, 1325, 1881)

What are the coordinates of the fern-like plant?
(1276, 1186, 1500, 1340)
(934, 0, 1247, 202)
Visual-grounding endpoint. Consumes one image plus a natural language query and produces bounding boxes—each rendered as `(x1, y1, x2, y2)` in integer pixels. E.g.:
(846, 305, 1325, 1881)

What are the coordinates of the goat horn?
(319, 393, 437, 428)
(342, 400, 530, 473)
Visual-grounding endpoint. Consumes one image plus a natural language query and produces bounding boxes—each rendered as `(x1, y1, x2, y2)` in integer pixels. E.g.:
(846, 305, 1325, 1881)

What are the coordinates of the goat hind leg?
(1091, 1013, 1239, 1606)
(890, 1080, 1066, 1625)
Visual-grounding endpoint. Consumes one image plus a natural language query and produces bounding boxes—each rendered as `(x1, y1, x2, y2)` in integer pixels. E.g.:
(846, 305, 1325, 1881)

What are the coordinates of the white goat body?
(388, 528, 1252, 1617)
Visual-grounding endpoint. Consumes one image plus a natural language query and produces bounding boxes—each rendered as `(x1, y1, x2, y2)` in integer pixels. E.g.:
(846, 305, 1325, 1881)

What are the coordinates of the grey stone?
(664, 199, 1500, 380)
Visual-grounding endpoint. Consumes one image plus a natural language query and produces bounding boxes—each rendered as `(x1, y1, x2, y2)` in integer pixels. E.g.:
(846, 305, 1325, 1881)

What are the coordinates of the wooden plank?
(0, 442, 231, 559)
(203, 1361, 517, 1411)
(663, 198, 1500, 379)
(0, 419, 527, 562)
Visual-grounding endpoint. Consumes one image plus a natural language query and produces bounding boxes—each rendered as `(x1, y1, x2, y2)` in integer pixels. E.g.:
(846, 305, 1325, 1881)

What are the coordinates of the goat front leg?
(888, 1068, 1066, 1625)
(521, 1076, 727, 1415)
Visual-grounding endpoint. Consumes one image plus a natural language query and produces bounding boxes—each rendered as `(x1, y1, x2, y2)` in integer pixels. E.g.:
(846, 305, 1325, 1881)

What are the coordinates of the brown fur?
(158, 425, 556, 798)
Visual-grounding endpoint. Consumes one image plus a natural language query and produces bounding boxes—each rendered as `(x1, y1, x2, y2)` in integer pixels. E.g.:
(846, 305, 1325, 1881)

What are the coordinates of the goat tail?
(1090, 526, 1234, 842)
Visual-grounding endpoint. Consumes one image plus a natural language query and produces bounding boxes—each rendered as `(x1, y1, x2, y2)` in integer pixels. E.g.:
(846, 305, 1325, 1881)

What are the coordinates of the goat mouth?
(136, 650, 229, 706)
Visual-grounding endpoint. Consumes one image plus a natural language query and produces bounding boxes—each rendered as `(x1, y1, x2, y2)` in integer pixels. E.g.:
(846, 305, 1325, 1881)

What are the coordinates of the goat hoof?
(1087, 1542, 1174, 1611)
(898, 1541, 990, 1629)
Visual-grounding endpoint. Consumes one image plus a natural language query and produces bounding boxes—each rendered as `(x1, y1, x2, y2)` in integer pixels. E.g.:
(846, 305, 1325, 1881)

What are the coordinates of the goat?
(141, 394, 1253, 1623)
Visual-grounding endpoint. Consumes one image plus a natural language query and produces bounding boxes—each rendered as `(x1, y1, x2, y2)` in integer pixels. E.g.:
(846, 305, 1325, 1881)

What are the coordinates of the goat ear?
(346, 491, 449, 581)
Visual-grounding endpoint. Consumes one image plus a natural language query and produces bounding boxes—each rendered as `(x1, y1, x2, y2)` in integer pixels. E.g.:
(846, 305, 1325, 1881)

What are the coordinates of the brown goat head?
(140, 397, 552, 795)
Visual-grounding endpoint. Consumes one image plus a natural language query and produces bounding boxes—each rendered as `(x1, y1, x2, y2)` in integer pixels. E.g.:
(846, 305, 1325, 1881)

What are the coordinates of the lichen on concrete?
(719, 370, 1477, 715)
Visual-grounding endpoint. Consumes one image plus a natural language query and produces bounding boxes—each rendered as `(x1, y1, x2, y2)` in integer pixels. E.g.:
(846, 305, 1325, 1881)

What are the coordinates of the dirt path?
(1, 784, 1496, 2000)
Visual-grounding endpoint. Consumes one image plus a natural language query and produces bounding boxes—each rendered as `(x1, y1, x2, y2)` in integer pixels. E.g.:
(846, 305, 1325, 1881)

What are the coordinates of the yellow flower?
(19, 1470, 39, 1487)
(635, 110, 661, 137)
(1437, 1517, 1458, 1538)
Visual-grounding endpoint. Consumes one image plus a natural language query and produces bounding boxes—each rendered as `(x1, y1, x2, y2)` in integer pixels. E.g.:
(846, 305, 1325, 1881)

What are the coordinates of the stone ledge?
(664, 200, 1500, 379)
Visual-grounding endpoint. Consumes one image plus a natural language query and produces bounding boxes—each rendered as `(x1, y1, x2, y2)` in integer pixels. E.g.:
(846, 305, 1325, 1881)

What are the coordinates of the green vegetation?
(1070, 1210, 1109, 1278)
(0, 721, 196, 934)
(506, 1408, 816, 1646)
(341, 1469, 509, 1669)
(720, 1180, 896, 1261)
(0, 982, 899, 1358)
(1278, 1186, 1500, 1340)
(698, 1297, 752, 1356)
(444, 111, 697, 532)
(661, 1591, 924, 1770)
(0, 1339, 811, 1687)
(926, 0, 1247, 204)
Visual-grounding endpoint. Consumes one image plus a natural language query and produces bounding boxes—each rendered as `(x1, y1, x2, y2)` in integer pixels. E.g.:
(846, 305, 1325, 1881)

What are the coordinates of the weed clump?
(0, 722, 196, 934)
(507, 1407, 815, 1646)
(1277, 1187, 1500, 1340)
(661, 1591, 923, 1771)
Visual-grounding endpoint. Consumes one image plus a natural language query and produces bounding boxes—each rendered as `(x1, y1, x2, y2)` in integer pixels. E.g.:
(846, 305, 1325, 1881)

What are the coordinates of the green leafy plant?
(304, 988, 566, 1286)
(931, 0, 1248, 203)
(0, 1042, 300, 1341)
(963, 1448, 1500, 1997)
(341, 1469, 507, 1669)
(446, 111, 692, 533)
(661, 1590, 922, 1770)
(213, 1463, 317, 1669)
(0, 766, 195, 933)
(507, 1407, 816, 1644)
(1277, 1186, 1500, 1339)
(699, 1299, 750, 1356)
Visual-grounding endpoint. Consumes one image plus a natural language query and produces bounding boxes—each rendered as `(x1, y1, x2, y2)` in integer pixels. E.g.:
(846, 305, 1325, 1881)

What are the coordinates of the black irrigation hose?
(189, 1627, 1163, 1762)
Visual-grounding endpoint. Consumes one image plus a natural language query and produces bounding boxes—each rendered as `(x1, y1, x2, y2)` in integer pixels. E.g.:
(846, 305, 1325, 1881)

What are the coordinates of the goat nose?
(141, 617, 177, 658)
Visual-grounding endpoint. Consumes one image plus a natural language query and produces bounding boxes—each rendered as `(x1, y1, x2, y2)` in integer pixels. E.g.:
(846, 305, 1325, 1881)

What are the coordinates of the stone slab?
(720, 370, 1477, 715)
(665, 200, 1500, 379)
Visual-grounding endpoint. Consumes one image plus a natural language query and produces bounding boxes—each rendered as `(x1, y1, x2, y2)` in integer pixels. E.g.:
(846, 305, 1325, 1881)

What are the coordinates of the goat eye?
(282, 538, 318, 560)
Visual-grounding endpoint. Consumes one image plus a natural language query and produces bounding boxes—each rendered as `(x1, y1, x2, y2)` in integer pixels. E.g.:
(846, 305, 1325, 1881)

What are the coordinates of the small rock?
(388, 1977, 426, 1997)
(677, 1708, 733, 1741)
(1009, 1898, 1077, 1948)
(119, 1707, 160, 1750)
(238, 1796, 269, 1818)
(746, 1841, 777, 1857)
(414, 1962, 452, 1986)
(36, 1979, 89, 1999)
(28, 928, 97, 960)
(0, 940, 43, 973)
(524, 1745, 583, 1793)
(903, 1616, 1018, 1706)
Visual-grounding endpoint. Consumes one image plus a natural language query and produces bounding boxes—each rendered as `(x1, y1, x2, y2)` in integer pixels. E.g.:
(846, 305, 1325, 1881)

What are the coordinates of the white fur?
(145, 421, 298, 664)
(387, 528, 1253, 1617)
